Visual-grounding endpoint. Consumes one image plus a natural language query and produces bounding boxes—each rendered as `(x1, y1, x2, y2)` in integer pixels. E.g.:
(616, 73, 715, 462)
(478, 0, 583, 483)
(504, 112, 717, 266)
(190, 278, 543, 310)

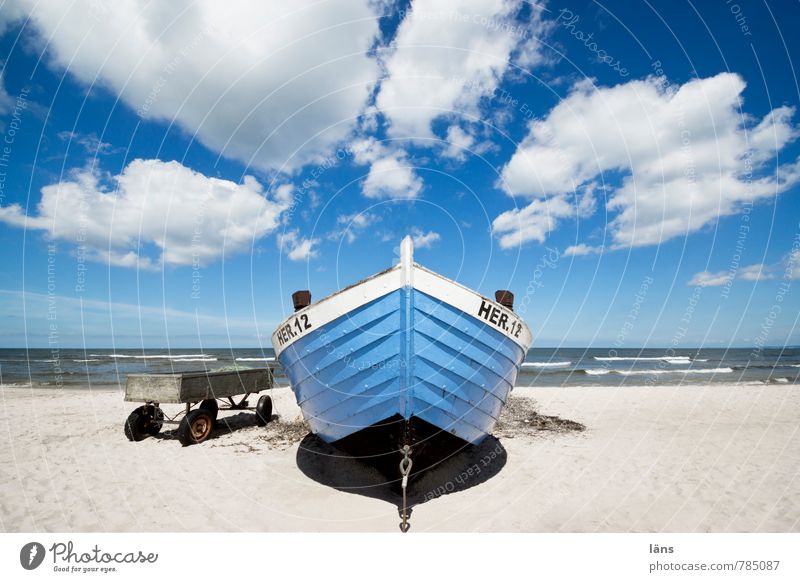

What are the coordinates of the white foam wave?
(522, 361, 571, 368)
(615, 367, 733, 376)
(593, 356, 691, 362)
(93, 353, 211, 359)
(170, 358, 218, 362)
(235, 357, 276, 362)
(73, 359, 101, 363)
(584, 369, 610, 375)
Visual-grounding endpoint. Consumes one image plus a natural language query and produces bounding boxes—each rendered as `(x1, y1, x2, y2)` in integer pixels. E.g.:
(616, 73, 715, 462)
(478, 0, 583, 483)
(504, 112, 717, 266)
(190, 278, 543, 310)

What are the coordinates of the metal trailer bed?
(123, 367, 276, 445)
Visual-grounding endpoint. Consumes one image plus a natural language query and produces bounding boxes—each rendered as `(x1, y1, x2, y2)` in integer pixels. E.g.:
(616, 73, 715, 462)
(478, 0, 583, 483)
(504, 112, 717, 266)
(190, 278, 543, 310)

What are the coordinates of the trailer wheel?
(199, 399, 219, 423)
(255, 395, 273, 426)
(178, 409, 214, 446)
(124, 406, 162, 441)
(147, 406, 164, 436)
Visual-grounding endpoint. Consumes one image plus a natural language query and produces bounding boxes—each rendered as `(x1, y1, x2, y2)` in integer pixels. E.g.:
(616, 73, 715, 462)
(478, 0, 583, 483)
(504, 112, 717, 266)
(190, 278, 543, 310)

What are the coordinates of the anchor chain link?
(399, 444, 413, 533)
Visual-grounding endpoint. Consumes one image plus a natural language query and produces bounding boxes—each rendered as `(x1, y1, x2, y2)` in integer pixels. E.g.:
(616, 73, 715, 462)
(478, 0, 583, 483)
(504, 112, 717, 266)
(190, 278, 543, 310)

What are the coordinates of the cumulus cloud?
(688, 271, 734, 287)
(563, 243, 603, 257)
(737, 264, 774, 282)
(57, 131, 117, 156)
(351, 138, 423, 199)
(442, 125, 475, 160)
(376, 0, 551, 139)
(277, 230, 319, 261)
(497, 73, 800, 249)
(0, 73, 13, 115)
(492, 195, 573, 248)
(6, 0, 382, 173)
(410, 228, 440, 249)
(690, 249, 800, 286)
(0, 159, 291, 268)
(330, 211, 381, 243)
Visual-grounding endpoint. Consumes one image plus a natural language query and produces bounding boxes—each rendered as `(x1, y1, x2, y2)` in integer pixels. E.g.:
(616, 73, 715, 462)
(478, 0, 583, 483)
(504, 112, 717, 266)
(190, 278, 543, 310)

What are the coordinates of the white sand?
(1, 383, 797, 532)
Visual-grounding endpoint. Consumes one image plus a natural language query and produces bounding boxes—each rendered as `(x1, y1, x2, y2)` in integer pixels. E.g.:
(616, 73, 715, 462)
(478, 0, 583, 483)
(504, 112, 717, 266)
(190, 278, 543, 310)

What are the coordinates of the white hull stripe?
(271, 264, 532, 357)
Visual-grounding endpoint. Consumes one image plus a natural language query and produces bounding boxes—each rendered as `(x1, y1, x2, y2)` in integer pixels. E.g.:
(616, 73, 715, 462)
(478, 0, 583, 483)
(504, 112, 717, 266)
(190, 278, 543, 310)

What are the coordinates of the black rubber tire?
(124, 406, 163, 441)
(178, 409, 214, 446)
(255, 395, 273, 426)
(199, 399, 219, 423)
(146, 406, 164, 436)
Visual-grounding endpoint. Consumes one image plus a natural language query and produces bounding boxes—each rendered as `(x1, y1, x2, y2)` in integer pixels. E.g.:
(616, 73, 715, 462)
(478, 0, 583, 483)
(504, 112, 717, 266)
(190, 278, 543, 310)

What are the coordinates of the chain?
(399, 444, 413, 533)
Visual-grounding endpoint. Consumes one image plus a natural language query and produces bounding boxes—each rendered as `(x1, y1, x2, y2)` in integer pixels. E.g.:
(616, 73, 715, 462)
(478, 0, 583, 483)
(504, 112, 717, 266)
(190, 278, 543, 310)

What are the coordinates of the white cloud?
(492, 195, 572, 249)
(376, 0, 551, 139)
(691, 248, 800, 286)
(57, 131, 117, 156)
(498, 73, 800, 249)
(0, 159, 290, 268)
(330, 211, 380, 243)
(0, 73, 13, 115)
(442, 125, 475, 160)
(737, 264, 774, 281)
(688, 271, 734, 287)
(351, 137, 423, 199)
(6, 0, 382, 173)
(789, 249, 800, 281)
(410, 228, 440, 249)
(563, 243, 603, 257)
(689, 263, 775, 287)
(277, 230, 319, 261)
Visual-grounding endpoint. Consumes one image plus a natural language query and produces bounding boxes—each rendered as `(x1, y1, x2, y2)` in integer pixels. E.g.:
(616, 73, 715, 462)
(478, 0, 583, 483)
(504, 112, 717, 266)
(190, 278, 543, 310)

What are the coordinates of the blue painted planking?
(278, 286, 526, 444)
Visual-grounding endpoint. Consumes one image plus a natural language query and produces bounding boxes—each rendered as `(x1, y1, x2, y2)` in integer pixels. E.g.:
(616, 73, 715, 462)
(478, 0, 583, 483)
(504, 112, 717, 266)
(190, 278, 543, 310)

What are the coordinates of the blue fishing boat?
(272, 236, 532, 452)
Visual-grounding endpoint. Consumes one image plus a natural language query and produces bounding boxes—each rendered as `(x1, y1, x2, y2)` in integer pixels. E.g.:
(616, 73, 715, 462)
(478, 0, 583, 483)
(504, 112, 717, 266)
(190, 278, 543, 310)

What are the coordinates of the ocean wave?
(170, 358, 218, 362)
(581, 367, 733, 376)
(521, 361, 571, 368)
(73, 359, 101, 363)
(92, 353, 211, 359)
(235, 357, 276, 362)
(593, 356, 691, 362)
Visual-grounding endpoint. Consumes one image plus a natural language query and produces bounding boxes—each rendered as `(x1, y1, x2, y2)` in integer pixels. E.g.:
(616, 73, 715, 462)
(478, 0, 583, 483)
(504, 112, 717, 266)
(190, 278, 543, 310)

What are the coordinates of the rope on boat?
(399, 444, 413, 533)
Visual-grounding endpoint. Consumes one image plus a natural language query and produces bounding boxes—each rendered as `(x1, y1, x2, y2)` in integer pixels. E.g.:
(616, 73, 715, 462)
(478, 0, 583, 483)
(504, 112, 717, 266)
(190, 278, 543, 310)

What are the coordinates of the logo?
(20, 542, 46, 570)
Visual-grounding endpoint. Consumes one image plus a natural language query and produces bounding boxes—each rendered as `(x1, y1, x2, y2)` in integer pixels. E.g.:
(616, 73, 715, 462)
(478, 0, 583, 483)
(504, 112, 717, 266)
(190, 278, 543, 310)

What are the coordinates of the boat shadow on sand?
(295, 396, 586, 520)
(296, 431, 508, 511)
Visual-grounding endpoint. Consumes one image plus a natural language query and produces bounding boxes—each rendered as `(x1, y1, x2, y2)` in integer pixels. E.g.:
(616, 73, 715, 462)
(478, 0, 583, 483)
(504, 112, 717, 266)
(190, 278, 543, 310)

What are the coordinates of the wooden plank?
(124, 367, 275, 404)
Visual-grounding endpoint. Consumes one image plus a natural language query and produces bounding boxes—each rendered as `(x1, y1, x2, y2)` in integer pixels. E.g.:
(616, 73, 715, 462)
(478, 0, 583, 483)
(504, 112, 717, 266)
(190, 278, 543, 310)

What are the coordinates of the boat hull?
(277, 284, 526, 446)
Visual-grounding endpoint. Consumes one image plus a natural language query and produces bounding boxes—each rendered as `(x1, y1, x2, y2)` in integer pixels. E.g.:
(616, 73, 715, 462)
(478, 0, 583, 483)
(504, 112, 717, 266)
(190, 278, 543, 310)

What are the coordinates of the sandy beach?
(1, 383, 797, 532)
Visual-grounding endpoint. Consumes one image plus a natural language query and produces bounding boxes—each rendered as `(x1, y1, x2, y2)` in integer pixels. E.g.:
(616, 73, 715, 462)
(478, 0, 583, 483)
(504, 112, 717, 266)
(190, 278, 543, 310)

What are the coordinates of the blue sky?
(0, 0, 798, 349)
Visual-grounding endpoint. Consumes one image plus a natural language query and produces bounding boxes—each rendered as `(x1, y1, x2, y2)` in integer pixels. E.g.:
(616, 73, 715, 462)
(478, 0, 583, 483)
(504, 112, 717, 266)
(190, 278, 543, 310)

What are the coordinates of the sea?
(0, 347, 797, 389)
